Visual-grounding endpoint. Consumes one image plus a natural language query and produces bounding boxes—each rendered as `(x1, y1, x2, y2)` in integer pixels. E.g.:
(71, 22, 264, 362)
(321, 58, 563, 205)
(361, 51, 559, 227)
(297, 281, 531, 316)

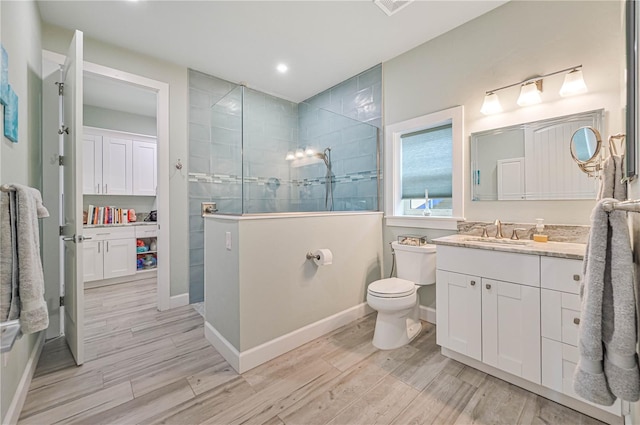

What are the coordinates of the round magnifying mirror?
(570, 126, 602, 164)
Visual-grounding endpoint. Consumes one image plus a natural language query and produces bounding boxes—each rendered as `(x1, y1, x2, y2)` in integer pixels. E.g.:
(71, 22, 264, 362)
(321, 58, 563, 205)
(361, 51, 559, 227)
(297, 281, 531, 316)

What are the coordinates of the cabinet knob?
(485, 283, 492, 290)
(470, 280, 476, 286)
(573, 274, 580, 281)
(573, 317, 580, 325)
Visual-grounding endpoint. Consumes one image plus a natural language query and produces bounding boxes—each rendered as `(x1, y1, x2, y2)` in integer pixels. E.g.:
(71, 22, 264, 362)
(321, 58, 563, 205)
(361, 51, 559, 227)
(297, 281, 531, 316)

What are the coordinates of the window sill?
(384, 215, 463, 230)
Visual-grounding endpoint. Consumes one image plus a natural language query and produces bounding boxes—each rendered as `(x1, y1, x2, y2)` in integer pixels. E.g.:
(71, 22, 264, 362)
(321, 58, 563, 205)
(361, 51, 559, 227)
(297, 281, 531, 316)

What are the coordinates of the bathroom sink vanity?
(433, 235, 623, 425)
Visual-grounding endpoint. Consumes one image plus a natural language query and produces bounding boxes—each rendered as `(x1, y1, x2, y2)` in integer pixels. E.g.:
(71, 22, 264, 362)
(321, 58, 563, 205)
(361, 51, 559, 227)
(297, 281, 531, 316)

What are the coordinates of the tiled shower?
(188, 65, 382, 302)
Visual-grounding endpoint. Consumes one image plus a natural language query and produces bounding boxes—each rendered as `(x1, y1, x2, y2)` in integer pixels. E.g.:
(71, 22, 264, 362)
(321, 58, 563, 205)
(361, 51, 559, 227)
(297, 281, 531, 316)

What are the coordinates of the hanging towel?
(0, 191, 18, 321)
(573, 198, 640, 405)
(0, 184, 50, 334)
(598, 154, 626, 201)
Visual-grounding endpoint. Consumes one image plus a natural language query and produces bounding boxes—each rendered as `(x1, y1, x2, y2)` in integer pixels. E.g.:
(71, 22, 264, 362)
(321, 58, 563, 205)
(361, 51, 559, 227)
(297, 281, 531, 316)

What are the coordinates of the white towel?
(0, 184, 50, 334)
(573, 198, 640, 404)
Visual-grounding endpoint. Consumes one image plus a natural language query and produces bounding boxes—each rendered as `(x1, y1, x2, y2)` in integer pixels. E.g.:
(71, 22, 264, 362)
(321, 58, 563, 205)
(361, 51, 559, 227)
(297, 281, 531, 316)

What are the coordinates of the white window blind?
(400, 123, 452, 199)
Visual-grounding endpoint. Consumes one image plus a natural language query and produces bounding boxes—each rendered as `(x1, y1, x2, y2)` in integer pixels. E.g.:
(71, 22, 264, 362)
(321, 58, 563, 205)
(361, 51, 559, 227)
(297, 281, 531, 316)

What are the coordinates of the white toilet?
(367, 241, 436, 350)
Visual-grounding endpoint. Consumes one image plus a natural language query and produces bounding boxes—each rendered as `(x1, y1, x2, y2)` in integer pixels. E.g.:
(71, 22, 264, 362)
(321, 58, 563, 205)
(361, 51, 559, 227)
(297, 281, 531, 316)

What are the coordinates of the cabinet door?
(82, 135, 103, 194)
(83, 241, 103, 282)
(103, 238, 136, 279)
(132, 141, 157, 196)
(103, 137, 132, 195)
(436, 270, 482, 360)
(482, 279, 541, 384)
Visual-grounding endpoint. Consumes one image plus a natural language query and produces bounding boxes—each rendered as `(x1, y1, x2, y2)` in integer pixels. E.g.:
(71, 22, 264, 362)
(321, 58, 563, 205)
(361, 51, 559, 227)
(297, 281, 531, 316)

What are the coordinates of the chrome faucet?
(494, 219, 504, 239)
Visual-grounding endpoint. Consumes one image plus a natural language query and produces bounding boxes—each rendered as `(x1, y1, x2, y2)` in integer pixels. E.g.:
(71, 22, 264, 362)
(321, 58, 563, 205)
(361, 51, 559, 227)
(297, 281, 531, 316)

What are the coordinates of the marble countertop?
(432, 234, 586, 260)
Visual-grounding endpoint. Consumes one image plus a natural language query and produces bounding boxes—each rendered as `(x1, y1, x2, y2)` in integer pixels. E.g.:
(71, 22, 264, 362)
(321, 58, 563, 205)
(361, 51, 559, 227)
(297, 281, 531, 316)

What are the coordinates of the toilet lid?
(368, 278, 415, 298)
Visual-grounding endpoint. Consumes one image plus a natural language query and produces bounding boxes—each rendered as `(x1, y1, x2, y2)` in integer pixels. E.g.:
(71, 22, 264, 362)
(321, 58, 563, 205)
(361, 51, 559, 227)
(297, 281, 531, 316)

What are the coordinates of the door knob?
(573, 274, 580, 281)
(470, 280, 476, 286)
(485, 283, 492, 290)
(573, 317, 580, 325)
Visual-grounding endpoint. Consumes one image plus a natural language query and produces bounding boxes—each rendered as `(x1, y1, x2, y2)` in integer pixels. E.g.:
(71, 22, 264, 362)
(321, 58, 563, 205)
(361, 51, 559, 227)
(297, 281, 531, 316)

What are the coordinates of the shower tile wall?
(297, 64, 382, 211)
(187, 65, 382, 303)
(243, 88, 298, 213)
(188, 70, 237, 303)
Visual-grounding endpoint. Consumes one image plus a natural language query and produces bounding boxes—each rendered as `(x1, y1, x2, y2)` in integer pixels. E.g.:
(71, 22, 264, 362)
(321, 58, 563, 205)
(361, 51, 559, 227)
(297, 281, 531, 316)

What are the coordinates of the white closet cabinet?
(102, 137, 133, 195)
(83, 227, 136, 282)
(83, 134, 103, 195)
(436, 246, 541, 384)
(83, 127, 156, 196)
(133, 140, 157, 196)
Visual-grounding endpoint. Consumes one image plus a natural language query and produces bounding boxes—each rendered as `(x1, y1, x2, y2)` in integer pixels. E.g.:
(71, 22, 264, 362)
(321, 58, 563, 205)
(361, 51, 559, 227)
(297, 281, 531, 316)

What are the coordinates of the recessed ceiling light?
(276, 64, 288, 73)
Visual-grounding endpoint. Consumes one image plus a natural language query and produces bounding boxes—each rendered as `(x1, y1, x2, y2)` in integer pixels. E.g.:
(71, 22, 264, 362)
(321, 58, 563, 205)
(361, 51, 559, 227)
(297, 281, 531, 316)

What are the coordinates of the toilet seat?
(368, 278, 415, 298)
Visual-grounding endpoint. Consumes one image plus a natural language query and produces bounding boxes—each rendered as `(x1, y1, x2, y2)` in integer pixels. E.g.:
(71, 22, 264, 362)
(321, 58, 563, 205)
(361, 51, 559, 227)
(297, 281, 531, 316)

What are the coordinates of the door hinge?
(58, 155, 65, 166)
(59, 296, 64, 307)
(59, 225, 65, 236)
(56, 81, 64, 96)
(58, 126, 69, 135)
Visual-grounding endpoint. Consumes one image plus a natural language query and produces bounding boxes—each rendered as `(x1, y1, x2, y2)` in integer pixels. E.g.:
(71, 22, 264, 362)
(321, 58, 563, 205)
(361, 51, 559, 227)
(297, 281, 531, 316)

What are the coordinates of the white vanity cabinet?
(83, 227, 136, 282)
(436, 245, 541, 384)
(435, 238, 623, 424)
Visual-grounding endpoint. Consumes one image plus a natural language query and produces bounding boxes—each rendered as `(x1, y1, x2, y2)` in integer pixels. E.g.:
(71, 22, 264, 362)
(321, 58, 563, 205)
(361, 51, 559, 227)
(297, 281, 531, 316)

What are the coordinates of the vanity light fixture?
(517, 80, 543, 107)
(480, 92, 503, 115)
(305, 147, 315, 156)
(295, 148, 305, 159)
(559, 68, 588, 97)
(480, 65, 587, 115)
(285, 151, 295, 161)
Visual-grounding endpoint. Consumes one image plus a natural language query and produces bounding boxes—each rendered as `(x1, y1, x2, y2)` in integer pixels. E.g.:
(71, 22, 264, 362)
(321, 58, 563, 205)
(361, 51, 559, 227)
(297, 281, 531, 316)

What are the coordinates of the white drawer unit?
(83, 227, 136, 282)
(135, 225, 158, 238)
(541, 256, 582, 294)
(541, 289, 581, 346)
(542, 338, 622, 416)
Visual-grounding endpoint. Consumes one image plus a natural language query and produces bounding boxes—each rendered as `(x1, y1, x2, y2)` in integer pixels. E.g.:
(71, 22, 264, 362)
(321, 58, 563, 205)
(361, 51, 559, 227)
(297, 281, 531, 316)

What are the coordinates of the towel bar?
(0, 320, 22, 353)
(0, 184, 16, 192)
(602, 199, 640, 213)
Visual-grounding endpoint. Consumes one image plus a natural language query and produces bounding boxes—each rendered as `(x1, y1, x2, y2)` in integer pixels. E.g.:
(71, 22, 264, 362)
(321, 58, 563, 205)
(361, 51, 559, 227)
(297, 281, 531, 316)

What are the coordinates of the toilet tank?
(392, 241, 436, 285)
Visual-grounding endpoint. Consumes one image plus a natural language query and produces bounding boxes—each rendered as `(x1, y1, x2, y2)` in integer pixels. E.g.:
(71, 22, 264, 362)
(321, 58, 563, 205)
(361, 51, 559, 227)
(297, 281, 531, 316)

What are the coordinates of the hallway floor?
(18, 278, 604, 424)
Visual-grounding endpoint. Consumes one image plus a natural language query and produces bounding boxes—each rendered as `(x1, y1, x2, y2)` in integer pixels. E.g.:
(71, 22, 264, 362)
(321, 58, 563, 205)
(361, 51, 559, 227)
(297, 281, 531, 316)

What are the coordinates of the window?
(384, 106, 464, 229)
(401, 124, 453, 217)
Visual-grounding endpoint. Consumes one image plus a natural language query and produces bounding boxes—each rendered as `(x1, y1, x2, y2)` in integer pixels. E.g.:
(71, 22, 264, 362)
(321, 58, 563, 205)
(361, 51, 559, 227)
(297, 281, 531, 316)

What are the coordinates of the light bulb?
(517, 81, 542, 107)
(560, 69, 587, 97)
(285, 151, 295, 161)
(295, 149, 304, 159)
(480, 92, 502, 115)
(305, 147, 315, 156)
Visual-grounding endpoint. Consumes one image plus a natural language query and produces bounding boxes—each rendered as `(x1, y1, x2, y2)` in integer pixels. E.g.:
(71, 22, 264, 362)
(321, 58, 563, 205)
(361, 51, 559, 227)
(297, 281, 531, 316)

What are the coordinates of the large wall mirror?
(471, 109, 604, 201)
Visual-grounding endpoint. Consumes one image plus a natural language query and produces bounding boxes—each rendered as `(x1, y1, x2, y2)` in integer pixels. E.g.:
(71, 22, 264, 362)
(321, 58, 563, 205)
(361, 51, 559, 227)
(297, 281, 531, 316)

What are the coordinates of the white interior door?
(61, 30, 85, 365)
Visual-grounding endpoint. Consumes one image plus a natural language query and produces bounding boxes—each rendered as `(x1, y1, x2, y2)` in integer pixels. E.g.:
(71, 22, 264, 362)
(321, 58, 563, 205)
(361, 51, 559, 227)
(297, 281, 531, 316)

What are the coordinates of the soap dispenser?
(534, 218, 548, 242)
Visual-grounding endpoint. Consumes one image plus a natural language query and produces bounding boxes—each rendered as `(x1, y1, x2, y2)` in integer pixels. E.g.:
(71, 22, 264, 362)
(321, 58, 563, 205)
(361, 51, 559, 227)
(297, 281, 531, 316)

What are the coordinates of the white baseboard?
(205, 302, 374, 373)
(3, 332, 45, 425)
(419, 305, 436, 324)
(169, 293, 189, 309)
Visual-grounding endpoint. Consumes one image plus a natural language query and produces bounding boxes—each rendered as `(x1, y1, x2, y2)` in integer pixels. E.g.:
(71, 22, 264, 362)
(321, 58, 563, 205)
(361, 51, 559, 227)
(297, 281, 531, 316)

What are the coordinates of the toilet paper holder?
(306, 252, 321, 261)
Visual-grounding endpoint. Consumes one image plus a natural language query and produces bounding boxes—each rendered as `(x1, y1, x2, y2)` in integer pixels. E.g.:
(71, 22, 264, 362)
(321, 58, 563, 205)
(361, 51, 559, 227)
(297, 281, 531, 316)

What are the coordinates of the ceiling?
(37, 0, 507, 103)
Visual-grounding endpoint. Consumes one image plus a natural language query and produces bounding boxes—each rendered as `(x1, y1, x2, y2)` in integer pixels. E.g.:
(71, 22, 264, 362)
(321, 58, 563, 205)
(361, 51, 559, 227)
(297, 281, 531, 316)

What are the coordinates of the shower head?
(315, 147, 332, 168)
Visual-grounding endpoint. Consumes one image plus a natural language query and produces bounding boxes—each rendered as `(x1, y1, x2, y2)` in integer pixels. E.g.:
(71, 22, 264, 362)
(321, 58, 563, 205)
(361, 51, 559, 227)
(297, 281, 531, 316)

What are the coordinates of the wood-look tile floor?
(19, 278, 604, 425)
